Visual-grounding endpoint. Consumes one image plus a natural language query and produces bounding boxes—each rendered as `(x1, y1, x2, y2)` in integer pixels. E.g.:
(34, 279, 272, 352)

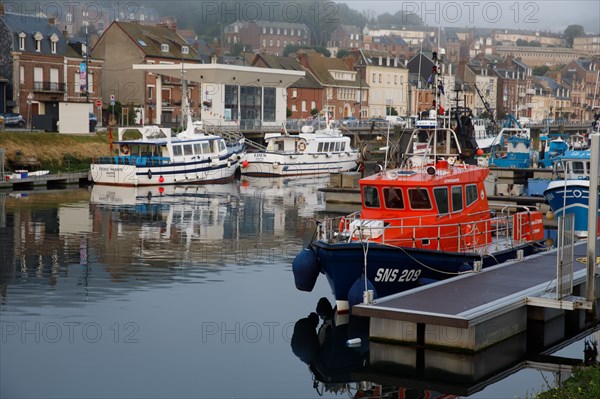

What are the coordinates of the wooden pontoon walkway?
(353, 241, 598, 351)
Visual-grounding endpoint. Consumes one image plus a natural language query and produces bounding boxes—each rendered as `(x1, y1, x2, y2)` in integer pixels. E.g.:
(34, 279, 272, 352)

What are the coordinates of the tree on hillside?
(564, 25, 585, 47)
(336, 49, 350, 58)
(377, 10, 423, 26)
(284, 44, 330, 57)
(532, 65, 550, 76)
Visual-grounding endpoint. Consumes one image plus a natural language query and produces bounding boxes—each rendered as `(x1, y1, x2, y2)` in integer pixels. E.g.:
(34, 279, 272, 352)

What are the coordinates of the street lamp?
(26, 92, 33, 130)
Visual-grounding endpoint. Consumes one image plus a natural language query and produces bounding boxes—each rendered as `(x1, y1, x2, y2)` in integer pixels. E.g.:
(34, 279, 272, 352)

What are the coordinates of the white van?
(385, 116, 408, 127)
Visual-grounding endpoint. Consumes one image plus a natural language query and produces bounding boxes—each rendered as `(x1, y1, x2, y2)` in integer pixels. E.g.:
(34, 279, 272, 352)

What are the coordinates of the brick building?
(0, 10, 103, 129)
(224, 21, 310, 55)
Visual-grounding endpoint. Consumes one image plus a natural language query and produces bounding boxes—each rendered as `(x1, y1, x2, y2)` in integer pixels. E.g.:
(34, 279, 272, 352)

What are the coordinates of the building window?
(18, 32, 26, 50)
(291, 104, 297, 112)
(181, 45, 189, 54)
(276, 40, 280, 47)
(147, 86, 154, 100)
(161, 43, 169, 52)
(262, 39, 266, 47)
(263, 87, 276, 122)
(311, 101, 316, 110)
(292, 89, 297, 98)
(277, 28, 280, 35)
(20, 66, 25, 84)
(88, 73, 94, 93)
(269, 40, 273, 46)
(50, 68, 59, 90)
(302, 100, 306, 112)
(263, 27, 266, 34)
(74, 72, 80, 93)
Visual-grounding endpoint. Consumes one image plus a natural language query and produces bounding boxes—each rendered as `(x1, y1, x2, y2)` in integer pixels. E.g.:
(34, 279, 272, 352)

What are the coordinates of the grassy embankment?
(532, 365, 600, 398)
(0, 131, 113, 173)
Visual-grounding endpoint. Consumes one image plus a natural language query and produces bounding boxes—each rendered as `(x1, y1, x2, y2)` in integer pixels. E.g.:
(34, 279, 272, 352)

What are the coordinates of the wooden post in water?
(587, 133, 599, 308)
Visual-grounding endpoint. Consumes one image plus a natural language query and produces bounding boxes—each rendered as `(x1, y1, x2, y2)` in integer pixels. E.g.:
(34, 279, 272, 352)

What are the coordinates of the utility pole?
(85, 25, 89, 102)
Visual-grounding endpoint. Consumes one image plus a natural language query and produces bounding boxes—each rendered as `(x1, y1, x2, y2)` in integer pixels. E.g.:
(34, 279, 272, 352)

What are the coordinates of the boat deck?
(353, 241, 591, 330)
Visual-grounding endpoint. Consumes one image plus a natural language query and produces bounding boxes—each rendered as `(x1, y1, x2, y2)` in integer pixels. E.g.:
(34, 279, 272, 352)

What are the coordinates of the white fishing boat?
(90, 113, 245, 186)
(240, 120, 359, 177)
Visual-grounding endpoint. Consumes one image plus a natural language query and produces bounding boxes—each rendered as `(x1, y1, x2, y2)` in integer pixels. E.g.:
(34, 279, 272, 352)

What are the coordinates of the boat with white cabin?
(90, 113, 245, 186)
(240, 122, 359, 177)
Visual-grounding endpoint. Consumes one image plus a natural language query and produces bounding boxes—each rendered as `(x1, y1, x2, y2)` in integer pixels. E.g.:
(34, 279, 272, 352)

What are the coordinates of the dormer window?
(50, 33, 59, 54)
(161, 43, 169, 53)
(181, 45, 189, 55)
(18, 32, 26, 50)
(34, 32, 43, 52)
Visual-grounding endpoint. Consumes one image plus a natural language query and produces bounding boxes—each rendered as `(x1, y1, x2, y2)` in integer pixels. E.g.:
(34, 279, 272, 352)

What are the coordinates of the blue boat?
(486, 115, 536, 168)
(543, 150, 599, 237)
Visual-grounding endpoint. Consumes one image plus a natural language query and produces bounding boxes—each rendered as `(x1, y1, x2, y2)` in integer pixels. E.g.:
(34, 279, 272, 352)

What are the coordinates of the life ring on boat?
(447, 156, 456, 165)
(298, 142, 307, 152)
(120, 144, 130, 155)
(462, 224, 480, 248)
(339, 217, 346, 234)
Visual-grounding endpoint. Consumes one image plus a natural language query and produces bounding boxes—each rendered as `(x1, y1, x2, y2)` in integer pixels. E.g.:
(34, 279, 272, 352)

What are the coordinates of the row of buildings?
(0, 8, 599, 131)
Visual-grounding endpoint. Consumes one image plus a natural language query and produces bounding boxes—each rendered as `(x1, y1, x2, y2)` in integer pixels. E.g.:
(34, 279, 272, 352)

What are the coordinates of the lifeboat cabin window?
(183, 144, 194, 156)
(218, 141, 226, 152)
(317, 143, 323, 152)
(201, 142, 211, 154)
(433, 187, 449, 214)
(408, 188, 431, 209)
(452, 186, 463, 212)
(334, 142, 341, 152)
(275, 140, 285, 151)
(363, 186, 380, 208)
(193, 143, 202, 154)
(466, 184, 478, 207)
(173, 145, 183, 156)
(383, 187, 404, 209)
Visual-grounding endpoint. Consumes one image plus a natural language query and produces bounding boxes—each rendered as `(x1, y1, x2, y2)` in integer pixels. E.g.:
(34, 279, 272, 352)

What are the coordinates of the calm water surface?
(0, 177, 597, 399)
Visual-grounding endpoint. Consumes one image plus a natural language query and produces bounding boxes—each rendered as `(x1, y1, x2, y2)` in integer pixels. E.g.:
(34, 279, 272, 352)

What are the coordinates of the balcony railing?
(33, 81, 66, 92)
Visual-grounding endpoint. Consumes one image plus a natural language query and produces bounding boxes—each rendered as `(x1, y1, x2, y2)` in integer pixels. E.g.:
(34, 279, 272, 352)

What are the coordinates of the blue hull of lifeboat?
(311, 241, 539, 303)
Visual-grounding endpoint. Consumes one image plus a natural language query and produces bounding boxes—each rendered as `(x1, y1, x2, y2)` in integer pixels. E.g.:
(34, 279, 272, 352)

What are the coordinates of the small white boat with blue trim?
(240, 122, 359, 177)
(90, 114, 245, 186)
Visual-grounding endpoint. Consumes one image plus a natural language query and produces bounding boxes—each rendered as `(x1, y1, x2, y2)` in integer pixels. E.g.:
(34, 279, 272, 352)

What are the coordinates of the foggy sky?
(344, 0, 600, 34)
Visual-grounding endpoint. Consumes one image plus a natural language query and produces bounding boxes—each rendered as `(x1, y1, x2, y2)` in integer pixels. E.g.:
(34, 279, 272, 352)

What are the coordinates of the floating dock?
(0, 171, 90, 191)
(353, 240, 598, 352)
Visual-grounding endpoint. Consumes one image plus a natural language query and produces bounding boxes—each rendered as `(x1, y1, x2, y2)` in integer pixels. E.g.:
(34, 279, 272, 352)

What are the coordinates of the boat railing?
(94, 155, 171, 166)
(318, 210, 538, 254)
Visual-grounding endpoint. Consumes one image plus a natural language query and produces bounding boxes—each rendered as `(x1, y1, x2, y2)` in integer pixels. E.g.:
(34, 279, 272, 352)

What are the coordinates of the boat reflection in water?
(291, 298, 454, 399)
(292, 298, 599, 398)
(239, 175, 328, 218)
(91, 183, 240, 246)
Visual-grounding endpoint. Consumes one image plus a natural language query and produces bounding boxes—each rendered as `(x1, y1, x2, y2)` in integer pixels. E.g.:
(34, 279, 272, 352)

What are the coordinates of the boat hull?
(90, 157, 241, 186)
(241, 152, 358, 177)
(544, 180, 599, 237)
(311, 240, 540, 312)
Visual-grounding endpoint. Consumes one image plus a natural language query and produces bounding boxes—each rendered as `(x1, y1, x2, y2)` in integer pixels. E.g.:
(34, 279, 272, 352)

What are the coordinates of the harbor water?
(0, 177, 597, 399)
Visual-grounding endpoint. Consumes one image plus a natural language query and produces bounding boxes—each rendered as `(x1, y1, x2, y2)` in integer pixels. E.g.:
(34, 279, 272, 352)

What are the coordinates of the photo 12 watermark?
(1, 321, 140, 344)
